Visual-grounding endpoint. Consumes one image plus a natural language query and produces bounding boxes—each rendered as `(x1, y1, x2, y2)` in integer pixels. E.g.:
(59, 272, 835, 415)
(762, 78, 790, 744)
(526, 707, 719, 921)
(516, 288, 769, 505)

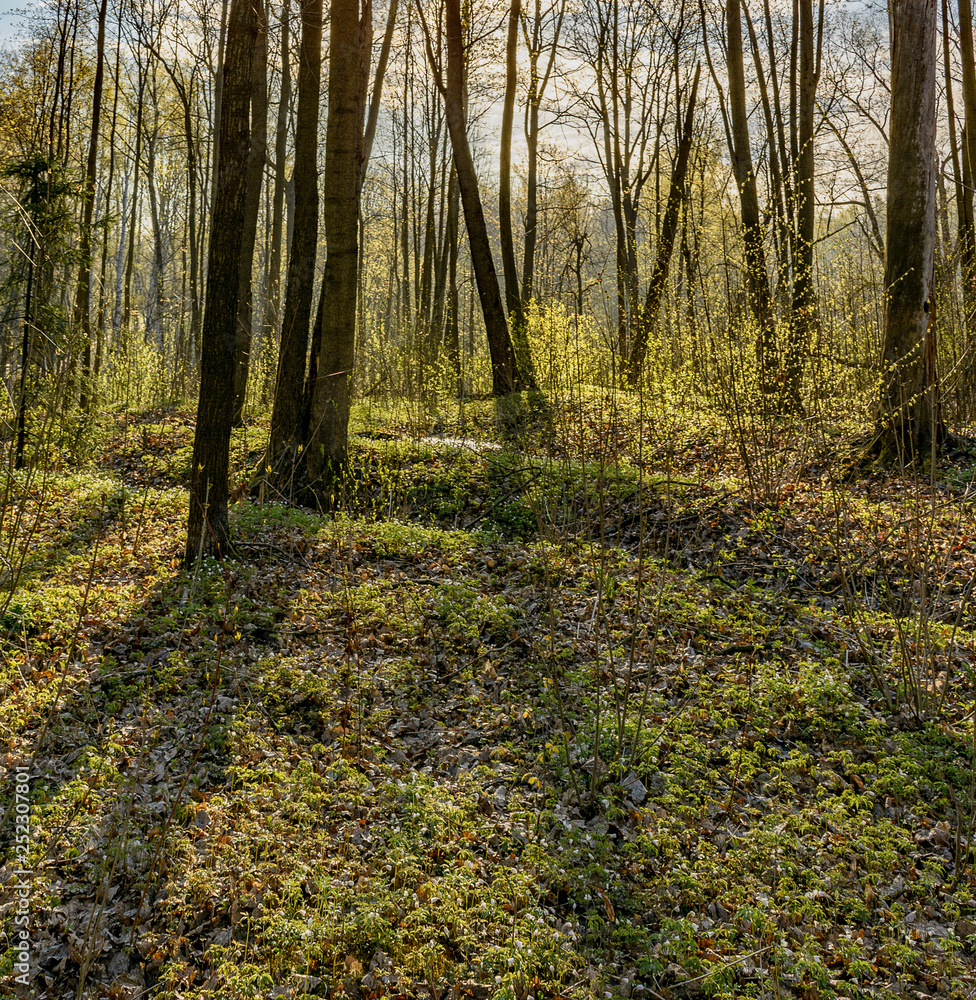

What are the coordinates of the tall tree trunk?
(264, 0, 321, 488)
(305, 0, 369, 492)
(725, 0, 776, 387)
(445, 166, 461, 395)
(783, 0, 820, 413)
(520, 0, 565, 313)
(95, 19, 123, 381)
(958, 0, 976, 360)
(233, 0, 268, 426)
(498, 0, 536, 389)
(122, 57, 147, 352)
(73, 0, 108, 412)
(265, 0, 290, 349)
(875, 0, 940, 461)
(185, 0, 259, 564)
(428, 0, 516, 397)
(144, 122, 166, 349)
(499, 0, 521, 322)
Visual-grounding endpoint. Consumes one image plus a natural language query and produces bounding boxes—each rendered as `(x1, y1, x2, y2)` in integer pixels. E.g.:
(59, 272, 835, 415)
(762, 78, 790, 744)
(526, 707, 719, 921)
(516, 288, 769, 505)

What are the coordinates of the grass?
(1, 395, 976, 999)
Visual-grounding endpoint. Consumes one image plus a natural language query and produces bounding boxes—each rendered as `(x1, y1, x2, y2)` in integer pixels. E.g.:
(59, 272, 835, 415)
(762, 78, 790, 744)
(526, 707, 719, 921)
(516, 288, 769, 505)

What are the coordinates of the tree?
(520, 0, 565, 315)
(264, 0, 291, 354)
(232, 0, 268, 426)
(874, 0, 940, 460)
(951, 0, 976, 368)
(73, 0, 108, 413)
(420, 0, 518, 397)
(1, 156, 75, 468)
(498, 0, 538, 389)
(704, 0, 775, 386)
(263, 0, 322, 491)
(784, 0, 822, 412)
(304, 0, 369, 492)
(185, 0, 259, 564)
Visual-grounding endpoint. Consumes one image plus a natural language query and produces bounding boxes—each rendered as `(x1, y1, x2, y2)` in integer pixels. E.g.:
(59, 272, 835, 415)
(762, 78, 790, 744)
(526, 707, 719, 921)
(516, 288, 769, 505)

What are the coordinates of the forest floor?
(4, 392, 976, 1000)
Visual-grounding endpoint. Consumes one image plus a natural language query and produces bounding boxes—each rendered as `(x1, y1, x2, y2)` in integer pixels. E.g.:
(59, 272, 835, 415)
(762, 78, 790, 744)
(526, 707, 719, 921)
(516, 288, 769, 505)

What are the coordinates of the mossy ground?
(2, 394, 976, 999)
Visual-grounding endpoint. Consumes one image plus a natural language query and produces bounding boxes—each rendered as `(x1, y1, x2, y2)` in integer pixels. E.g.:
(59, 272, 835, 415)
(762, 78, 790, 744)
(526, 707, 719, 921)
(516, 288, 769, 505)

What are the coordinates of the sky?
(0, 0, 37, 45)
(0, 1, 24, 44)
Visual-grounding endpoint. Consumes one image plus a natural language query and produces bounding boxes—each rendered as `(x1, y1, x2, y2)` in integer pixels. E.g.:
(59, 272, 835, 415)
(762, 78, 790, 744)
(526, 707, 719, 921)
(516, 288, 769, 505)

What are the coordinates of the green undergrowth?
(2, 401, 976, 999)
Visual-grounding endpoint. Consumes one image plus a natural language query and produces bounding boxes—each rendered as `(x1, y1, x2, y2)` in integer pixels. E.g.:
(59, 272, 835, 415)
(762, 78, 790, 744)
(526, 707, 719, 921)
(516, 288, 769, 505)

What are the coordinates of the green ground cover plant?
(2, 397, 976, 1000)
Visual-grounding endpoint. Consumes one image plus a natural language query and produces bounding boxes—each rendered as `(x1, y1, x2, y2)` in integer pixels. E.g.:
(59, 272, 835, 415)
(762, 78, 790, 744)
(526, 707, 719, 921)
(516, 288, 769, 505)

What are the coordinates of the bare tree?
(419, 0, 518, 396)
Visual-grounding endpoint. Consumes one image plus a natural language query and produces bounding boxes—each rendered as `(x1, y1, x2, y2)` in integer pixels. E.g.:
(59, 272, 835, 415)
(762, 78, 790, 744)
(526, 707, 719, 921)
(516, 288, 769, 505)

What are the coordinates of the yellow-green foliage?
(525, 302, 611, 394)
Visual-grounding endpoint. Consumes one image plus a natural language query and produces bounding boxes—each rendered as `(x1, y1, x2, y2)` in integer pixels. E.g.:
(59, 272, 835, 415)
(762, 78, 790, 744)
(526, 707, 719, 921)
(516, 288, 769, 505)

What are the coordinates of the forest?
(3, 0, 976, 997)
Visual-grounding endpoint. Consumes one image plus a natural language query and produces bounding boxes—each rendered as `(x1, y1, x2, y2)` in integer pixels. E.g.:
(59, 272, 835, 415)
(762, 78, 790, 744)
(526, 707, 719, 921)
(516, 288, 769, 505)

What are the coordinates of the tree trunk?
(958, 0, 976, 362)
(784, 0, 820, 413)
(233, 0, 268, 426)
(122, 57, 147, 351)
(520, 0, 565, 314)
(265, 0, 290, 349)
(305, 0, 368, 492)
(436, 0, 516, 397)
(726, 0, 776, 386)
(95, 23, 122, 381)
(445, 167, 461, 395)
(185, 0, 259, 564)
(73, 0, 108, 413)
(264, 0, 321, 489)
(876, 0, 940, 461)
(498, 0, 537, 389)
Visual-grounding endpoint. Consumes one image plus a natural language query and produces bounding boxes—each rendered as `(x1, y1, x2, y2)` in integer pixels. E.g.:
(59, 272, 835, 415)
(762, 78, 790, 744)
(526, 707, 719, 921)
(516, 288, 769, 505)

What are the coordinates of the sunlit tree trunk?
(783, 0, 821, 413)
(499, 0, 537, 388)
(265, 0, 291, 353)
(957, 0, 976, 368)
(520, 1, 564, 315)
(875, 0, 941, 461)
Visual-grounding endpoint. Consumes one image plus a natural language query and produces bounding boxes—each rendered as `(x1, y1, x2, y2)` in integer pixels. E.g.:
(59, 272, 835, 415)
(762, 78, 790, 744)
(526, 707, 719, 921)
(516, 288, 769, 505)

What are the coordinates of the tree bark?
(264, 0, 321, 489)
(784, 0, 820, 413)
(233, 0, 268, 426)
(265, 0, 291, 350)
(305, 0, 368, 492)
(520, 0, 565, 314)
(185, 0, 259, 564)
(498, 0, 537, 389)
(958, 0, 976, 352)
(876, 0, 941, 461)
(725, 0, 776, 386)
(428, 0, 516, 397)
(73, 0, 108, 412)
